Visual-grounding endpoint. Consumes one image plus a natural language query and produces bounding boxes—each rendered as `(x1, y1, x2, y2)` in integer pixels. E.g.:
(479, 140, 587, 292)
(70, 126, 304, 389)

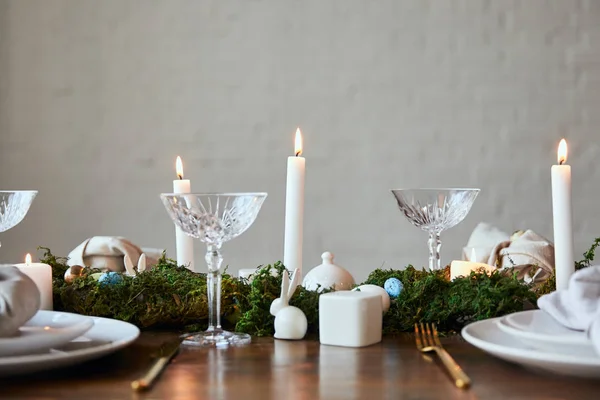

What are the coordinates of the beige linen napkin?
(462, 222, 511, 262)
(67, 237, 163, 272)
(463, 223, 554, 284)
(487, 230, 554, 284)
(0, 267, 40, 337)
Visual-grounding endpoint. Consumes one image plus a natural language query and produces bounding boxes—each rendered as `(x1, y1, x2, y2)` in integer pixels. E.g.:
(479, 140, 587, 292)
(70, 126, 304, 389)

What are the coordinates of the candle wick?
(177, 174, 183, 180)
(295, 151, 302, 157)
(559, 159, 565, 166)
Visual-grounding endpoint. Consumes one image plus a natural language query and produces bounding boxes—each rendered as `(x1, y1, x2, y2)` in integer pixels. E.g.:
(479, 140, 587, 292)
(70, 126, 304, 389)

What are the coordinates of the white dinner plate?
(462, 318, 600, 378)
(0, 313, 140, 377)
(0, 310, 94, 357)
(497, 310, 594, 356)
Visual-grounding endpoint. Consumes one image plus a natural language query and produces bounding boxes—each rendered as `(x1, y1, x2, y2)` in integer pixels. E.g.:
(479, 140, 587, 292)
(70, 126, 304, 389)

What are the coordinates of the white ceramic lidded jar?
(302, 252, 355, 292)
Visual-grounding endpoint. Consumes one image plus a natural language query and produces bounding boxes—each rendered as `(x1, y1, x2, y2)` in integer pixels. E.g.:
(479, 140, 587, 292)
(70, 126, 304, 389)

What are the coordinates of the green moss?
(535, 272, 556, 296)
(235, 263, 283, 336)
(576, 237, 600, 270)
(43, 248, 246, 331)
(363, 266, 536, 334)
(42, 237, 600, 335)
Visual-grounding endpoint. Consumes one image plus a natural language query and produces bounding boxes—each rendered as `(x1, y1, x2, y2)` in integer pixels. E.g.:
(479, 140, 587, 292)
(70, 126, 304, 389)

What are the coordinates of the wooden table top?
(2, 332, 600, 400)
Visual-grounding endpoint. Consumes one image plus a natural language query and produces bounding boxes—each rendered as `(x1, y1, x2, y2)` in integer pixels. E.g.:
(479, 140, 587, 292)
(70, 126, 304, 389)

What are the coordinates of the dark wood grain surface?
(2, 333, 599, 400)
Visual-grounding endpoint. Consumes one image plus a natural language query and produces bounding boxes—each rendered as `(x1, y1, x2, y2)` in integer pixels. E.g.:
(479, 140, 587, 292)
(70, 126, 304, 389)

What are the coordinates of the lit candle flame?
(294, 128, 303, 157)
(175, 156, 184, 180)
(25, 253, 32, 265)
(557, 139, 568, 165)
(470, 248, 477, 262)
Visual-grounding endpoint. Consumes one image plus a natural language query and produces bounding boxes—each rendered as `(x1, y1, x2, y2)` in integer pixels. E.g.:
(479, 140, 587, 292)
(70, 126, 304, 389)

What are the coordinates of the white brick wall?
(0, 0, 598, 280)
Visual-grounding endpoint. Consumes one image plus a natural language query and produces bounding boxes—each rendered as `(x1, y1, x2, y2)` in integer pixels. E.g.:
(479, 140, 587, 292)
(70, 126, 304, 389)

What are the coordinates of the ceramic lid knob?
(302, 251, 355, 292)
(322, 252, 334, 264)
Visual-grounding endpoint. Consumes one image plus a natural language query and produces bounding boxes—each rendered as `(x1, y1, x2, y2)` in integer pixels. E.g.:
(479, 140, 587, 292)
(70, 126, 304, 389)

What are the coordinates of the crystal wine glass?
(0, 191, 38, 248)
(391, 188, 479, 271)
(160, 192, 267, 347)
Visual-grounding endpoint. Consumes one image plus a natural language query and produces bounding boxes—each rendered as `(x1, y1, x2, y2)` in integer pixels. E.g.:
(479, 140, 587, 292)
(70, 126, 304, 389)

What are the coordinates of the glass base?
(181, 328, 251, 348)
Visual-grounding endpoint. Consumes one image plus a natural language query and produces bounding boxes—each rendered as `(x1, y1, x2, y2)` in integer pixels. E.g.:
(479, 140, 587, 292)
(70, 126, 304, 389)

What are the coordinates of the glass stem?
(428, 232, 441, 271)
(205, 244, 223, 332)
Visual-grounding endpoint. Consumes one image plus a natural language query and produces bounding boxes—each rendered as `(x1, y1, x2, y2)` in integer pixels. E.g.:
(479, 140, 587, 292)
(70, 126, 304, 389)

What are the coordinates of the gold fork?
(414, 322, 471, 389)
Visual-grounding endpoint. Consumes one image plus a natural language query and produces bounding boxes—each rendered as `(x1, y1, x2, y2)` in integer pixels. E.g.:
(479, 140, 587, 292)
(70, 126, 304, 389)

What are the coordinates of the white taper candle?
(551, 139, 574, 290)
(173, 156, 195, 271)
(283, 128, 305, 276)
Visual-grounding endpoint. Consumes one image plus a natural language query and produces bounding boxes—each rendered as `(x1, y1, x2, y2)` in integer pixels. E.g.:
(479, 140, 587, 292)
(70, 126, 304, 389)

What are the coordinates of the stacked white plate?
(462, 310, 600, 378)
(0, 310, 139, 377)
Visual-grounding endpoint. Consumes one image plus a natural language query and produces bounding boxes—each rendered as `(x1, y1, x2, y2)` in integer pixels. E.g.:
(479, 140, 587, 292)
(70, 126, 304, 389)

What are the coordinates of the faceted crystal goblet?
(160, 192, 267, 347)
(0, 191, 38, 248)
(391, 188, 479, 271)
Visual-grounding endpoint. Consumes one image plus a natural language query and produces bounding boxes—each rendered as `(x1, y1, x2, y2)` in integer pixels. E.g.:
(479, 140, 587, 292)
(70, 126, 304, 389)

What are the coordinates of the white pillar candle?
(14, 254, 53, 310)
(450, 249, 495, 280)
(551, 139, 574, 290)
(283, 128, 305, 276)
(238, 268, 278, 282)
(173, 156, 195, 272)
(238, 268, 257, 281)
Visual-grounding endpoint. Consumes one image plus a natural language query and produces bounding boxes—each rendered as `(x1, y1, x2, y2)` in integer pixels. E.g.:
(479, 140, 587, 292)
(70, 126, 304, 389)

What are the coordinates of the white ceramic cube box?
(319, 291, 383, 347)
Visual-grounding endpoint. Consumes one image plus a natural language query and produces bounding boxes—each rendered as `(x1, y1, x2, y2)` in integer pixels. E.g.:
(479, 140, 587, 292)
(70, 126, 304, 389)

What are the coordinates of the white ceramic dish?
(0, 310, 94, 357)
(462, 318, 600, 378)
(497, 310, 593, 356)
(0, 313, 140, 376)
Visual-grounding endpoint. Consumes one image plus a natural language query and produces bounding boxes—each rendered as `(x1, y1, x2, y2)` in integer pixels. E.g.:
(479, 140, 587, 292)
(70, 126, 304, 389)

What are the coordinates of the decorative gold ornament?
(64, 265, 85, 283)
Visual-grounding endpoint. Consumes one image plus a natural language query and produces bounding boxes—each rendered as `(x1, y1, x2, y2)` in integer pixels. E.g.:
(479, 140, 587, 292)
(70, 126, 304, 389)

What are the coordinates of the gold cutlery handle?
(131, 357, 171, 391)
(434, 347, 471, 389)
(131, 338, 182, 391)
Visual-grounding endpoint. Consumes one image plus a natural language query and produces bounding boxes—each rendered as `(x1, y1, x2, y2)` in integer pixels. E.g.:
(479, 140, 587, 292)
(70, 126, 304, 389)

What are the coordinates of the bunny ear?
(281, 270, 290, 298)
(137, 253, 147, 272)
(287, 268, 300, 300)
(123, 254, 136, 276)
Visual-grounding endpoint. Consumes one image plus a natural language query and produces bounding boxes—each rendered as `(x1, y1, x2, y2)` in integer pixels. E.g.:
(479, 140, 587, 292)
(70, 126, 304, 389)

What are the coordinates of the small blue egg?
(384, 277, 403, 298)
(98, 272, 123, 286)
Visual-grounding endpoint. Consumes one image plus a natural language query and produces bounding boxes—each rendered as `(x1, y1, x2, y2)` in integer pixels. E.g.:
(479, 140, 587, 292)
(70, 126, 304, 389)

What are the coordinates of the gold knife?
(131, 337, 183, 391)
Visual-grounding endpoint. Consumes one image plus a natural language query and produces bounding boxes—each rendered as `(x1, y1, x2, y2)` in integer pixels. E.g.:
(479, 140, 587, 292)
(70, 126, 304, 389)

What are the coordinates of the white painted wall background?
(0, 0, 599, 280)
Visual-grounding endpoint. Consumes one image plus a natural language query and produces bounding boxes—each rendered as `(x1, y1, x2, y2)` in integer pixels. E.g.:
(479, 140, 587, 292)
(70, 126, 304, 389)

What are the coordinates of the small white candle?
(238, 268, 278, 282)
(14, 254, 53, 310)
(450, 249, 495, 280)
(283, 128, 306, 276)
(551, 139, 574, 290)
(173, 156, 195, 272)
(238, 269, 257, 281)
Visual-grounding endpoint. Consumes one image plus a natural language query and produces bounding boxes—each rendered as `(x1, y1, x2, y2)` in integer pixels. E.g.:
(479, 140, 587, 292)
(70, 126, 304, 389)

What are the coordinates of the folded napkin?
(538, 266, 600, 354)
(463, 223, 554, 284)
(463, 222, 511, 262)
(67, 237, 163, 272)
(0, 267, 40, 337)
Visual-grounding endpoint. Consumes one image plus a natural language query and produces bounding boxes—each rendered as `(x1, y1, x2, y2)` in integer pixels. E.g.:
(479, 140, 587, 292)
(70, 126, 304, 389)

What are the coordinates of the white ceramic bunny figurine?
(272, 268, 308, 340)
(123, 253, 148, 277)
